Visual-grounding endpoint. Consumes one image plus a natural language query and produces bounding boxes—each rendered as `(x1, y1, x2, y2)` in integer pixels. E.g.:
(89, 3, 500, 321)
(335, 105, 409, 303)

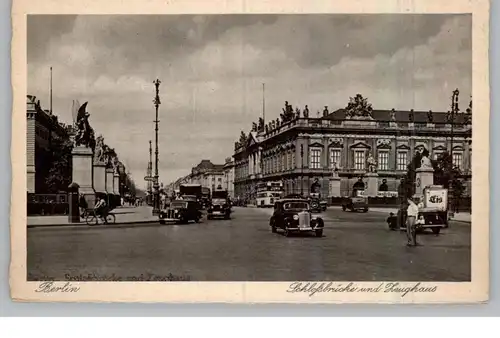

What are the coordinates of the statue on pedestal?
(73, 102, 96, 151)
(367, 153, 377, 173)
(420, 154, 433, 170)
(331, 162, 339, 178)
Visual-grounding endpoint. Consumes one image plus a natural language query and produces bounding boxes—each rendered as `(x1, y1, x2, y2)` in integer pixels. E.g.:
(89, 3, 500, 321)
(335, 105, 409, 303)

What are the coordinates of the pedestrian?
(386, 212, 398, 230)
(406, 197, 420, 246)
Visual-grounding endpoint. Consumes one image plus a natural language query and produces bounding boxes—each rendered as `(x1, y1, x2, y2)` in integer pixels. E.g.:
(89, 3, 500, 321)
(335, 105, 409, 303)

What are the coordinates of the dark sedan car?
(159, 200, 202, 224)
(269, 199, 325, 237)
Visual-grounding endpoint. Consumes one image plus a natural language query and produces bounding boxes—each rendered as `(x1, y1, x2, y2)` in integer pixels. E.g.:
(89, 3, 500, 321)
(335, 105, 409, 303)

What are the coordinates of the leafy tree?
(44, 137, 73, 193)
(399, 149, 465, 209)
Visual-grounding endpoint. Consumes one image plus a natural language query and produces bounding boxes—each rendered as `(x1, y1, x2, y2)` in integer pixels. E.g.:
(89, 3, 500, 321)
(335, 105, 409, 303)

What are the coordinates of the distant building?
(190, 160, 225, 193)
(26, 95, 71, 194)
(222, 157, 235, 199)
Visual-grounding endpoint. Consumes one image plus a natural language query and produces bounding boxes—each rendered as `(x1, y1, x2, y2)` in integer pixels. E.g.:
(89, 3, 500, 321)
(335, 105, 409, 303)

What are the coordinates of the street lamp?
(152, 79, 161, 216)
(300, 144, 304, 196)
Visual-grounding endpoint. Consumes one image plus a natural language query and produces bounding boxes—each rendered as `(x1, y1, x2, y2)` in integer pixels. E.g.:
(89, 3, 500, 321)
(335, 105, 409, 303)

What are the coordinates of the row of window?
(312, 148, 464, 171)
(236, 148, 465, 179)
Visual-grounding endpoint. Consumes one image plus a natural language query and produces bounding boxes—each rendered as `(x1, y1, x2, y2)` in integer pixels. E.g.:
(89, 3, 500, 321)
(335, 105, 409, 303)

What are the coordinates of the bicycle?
(85, 208, 116, 225)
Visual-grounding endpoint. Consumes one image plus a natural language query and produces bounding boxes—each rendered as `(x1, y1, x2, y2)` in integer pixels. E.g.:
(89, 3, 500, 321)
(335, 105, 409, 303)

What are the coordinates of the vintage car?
(269, 198, 324, 237)
(415, 185, 449, 235)
(341, 190, 369, 212)
(159, 199, 202, 224)
(308, 193, 327, 212)
(207, 190, 231, 220)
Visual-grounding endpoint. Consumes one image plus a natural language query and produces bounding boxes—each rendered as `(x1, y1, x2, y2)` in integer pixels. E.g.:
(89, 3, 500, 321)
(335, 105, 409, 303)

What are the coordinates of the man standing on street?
(406, 197, 419, 246)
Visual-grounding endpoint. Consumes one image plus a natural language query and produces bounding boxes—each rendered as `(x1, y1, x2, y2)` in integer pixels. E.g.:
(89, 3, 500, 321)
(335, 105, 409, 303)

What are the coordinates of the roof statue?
(345, 94, 373, 119)
(258, 117, 264, 132)
(303, 105, 309, 118)
(427, 110, 433, 123)
(409, 109, 415, 123)
(73, 101, 96, 150)
(390, 108, 396, 121)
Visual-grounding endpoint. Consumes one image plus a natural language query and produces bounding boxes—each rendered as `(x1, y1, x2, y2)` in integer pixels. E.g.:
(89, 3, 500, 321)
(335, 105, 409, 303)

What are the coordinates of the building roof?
(326, 108, 470, 124)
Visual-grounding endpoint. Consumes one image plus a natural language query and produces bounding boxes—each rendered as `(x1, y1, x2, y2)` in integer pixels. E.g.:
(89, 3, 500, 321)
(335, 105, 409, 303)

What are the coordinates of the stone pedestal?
(93, 162, 107, 194)
(415, 167, 434, 198)
(329, 176, 341, 197)
(72, 146, 96, 208)
(365, 172, 379, 197)
(113, 172, 121, 207)
(105, 168, 114, 193)
(113, 173, 120, 195)
(105, 168, 114, 207)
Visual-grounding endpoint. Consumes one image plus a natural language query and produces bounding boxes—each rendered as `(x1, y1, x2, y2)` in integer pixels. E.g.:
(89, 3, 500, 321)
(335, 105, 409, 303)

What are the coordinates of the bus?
(255, 181, 283, 207)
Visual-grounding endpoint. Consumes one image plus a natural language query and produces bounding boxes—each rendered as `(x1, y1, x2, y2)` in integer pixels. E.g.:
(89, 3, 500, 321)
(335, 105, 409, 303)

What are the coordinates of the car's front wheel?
(342, 205, 346, 211)
(315, 229, 323, 237)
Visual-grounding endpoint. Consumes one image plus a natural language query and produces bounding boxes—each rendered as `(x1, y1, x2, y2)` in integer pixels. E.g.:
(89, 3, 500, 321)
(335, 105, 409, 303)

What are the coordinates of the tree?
(45, 137, 73, 193)
(400, 149, 465, 209)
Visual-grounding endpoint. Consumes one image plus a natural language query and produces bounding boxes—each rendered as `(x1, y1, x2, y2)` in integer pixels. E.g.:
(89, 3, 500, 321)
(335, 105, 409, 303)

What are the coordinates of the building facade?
(27, 95, 71, 194)
(233, 108, 472, 202)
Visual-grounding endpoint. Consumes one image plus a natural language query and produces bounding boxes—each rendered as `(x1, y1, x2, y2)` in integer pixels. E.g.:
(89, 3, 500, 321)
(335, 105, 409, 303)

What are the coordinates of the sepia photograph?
(10, 0, 489, 303)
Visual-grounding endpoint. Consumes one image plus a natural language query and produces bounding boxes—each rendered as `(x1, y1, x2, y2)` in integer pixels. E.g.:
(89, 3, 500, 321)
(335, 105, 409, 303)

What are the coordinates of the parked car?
(159, 200, 202, 224)
(269, 198, 324, 237)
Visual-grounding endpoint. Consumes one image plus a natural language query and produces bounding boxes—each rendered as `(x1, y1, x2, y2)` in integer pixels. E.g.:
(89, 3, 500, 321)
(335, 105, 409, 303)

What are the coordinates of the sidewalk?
(328, 206, 471, 223)
(27, 205, 158, 228)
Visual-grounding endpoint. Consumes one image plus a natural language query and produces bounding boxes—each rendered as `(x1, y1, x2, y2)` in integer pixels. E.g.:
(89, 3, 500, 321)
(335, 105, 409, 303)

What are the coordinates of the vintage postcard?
(10, 0, 490, 303)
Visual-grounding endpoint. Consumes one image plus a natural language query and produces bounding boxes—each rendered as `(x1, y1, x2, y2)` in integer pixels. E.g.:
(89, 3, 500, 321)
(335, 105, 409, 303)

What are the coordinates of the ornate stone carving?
(376, 139, 391, 148)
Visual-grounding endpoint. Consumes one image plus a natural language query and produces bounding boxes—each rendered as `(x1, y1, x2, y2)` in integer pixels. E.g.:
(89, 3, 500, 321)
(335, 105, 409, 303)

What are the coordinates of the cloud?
(27, 14, 471, 186)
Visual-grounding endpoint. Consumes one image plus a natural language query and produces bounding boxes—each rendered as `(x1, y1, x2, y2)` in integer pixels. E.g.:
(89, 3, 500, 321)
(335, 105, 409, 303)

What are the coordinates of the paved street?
(27, 207, 471, 282)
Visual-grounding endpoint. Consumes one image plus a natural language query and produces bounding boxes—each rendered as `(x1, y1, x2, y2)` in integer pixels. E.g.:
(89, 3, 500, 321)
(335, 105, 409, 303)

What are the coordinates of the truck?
(416, 185, 449, 235)
(179, 184, 202, 202)
(201, 187, 211, 208)
(207, 189, 231, 220)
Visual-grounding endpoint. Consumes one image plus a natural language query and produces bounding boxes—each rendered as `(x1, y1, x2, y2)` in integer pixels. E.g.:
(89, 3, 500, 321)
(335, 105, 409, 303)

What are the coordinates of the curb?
(27, 219, 159, 229)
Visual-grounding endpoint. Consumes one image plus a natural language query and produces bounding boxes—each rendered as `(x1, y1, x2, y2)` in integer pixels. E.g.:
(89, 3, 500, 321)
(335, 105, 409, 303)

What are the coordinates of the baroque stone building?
(233, 104, 472, 202)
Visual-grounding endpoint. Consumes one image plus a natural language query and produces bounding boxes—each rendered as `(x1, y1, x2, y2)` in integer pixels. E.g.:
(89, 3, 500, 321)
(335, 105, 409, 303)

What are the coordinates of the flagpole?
(262, 83, 265, 124)
(49, 66, 53, 115)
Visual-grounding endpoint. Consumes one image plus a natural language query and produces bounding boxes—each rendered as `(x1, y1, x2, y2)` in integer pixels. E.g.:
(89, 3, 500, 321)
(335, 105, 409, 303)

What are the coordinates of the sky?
(27, 14, 472, 187)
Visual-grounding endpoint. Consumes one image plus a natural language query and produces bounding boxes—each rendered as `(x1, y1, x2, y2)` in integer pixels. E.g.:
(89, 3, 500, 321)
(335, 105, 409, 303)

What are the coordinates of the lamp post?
(300, 144, 304, 196)
(449, 88, 459, 214)
(152, 79, 161, 216)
